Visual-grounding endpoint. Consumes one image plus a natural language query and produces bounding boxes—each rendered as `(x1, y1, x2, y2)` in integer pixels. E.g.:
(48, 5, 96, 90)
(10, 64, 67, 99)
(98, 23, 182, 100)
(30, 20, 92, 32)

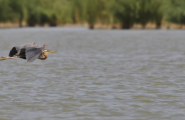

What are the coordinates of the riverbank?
(0, 22, 185, 30)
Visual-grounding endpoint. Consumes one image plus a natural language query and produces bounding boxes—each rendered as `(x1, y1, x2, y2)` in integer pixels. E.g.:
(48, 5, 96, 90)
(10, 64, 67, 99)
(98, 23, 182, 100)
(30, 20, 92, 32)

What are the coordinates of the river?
(0, 27, 185, 120)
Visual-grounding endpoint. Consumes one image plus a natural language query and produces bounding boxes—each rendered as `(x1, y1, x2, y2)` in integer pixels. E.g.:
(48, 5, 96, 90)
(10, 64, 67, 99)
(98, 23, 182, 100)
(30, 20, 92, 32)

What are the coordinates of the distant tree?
(136, 0, 152, 29)
(0, 0, 12, 22)
(48, 14, 57, 26)
(70, 0, 85, 24)
(53, 0, 72, 24)
(26, 7, 41, 27)
(1, 0, 184, 29)
(9, 0, 25, 27)
(25, 0, 56, 26)
(27, 13, 38, 27)
(84, 0, 105, 29)
(25, 0, 39, 26)
(137, 0, 163, 29)
(97, 0, 111, 25)
(164, 0, 185, 28)
(151, 0, 163, 29)
(112, 0, 137, 29)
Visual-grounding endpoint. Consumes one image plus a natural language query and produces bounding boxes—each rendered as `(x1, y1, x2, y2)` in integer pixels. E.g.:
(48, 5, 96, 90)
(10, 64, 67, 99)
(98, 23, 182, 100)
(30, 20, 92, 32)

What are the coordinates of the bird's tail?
(0, 56, 18, 61)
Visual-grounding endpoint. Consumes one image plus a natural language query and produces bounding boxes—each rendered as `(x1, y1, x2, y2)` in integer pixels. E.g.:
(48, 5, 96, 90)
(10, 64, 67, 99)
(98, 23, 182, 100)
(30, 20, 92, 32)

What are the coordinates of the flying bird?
(0, 43, 56, 62)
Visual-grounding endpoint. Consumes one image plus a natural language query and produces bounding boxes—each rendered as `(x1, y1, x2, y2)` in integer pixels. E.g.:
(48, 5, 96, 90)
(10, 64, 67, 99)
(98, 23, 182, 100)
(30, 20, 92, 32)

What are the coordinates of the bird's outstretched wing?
(9, 43, 35, 57)
(26, 46, 44, 62)
(19, 43, 35, 49)
(9, 47, 17, 57)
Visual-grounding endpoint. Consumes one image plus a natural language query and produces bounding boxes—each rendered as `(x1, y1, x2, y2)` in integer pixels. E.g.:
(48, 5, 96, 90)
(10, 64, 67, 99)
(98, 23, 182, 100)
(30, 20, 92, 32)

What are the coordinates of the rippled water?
(0, 28, 185, 120)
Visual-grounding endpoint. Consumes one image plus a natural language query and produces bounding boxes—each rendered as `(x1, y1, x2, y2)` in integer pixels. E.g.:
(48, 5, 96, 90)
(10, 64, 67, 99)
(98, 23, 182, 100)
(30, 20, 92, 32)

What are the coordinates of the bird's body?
(0, 43, 56, 62)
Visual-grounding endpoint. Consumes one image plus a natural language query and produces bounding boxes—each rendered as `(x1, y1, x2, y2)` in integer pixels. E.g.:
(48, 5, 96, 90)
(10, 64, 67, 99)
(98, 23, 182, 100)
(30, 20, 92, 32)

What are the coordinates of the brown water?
(0, 27, 185, 120)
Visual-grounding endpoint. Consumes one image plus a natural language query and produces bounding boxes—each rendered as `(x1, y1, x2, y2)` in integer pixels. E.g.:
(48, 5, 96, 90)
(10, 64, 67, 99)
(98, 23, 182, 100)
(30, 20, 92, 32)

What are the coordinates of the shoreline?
(0, 22, 185, 30)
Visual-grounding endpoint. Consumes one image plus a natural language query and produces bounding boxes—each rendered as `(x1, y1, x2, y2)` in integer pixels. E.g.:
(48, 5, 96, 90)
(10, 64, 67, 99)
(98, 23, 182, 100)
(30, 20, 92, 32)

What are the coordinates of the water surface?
(0, 27, 185, 120)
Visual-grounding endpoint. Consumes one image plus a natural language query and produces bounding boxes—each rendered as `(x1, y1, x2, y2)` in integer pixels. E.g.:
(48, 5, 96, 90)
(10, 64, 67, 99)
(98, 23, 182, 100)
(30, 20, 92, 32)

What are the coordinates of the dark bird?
(0, 43, 56, 62)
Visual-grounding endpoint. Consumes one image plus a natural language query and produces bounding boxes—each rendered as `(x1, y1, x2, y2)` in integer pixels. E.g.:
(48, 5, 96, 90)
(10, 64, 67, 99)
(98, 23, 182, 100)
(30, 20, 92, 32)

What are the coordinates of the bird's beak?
(45, 50, 57, 53)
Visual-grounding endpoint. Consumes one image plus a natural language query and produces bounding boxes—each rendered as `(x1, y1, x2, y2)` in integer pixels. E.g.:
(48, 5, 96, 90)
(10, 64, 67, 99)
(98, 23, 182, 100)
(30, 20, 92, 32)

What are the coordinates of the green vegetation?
(163, 0, 185, 28)
(137, 0, 163, 29)
(0, 0, 184, 29)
